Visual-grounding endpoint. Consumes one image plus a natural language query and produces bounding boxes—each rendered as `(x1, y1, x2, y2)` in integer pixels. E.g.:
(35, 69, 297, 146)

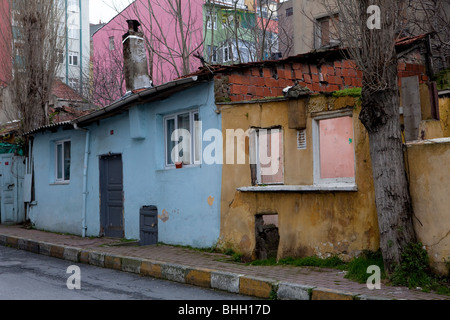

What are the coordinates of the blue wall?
(30, 82, 222, 248)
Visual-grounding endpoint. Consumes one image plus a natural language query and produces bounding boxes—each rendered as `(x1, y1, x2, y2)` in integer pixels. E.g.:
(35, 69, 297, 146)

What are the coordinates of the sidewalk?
(0, 224, 448, 300)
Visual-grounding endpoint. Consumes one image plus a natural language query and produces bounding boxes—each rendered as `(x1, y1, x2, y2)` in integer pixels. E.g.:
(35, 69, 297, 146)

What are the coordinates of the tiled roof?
(49, 105, 95, 123)
(52, 79, 84, 102)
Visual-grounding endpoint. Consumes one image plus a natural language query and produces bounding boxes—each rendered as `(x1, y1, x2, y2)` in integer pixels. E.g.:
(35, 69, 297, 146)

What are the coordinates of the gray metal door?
(140, 206, 158, 246)
(100, 154, 124, 238)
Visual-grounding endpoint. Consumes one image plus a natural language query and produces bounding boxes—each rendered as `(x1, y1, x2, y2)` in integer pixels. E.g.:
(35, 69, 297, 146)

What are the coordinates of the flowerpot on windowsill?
(175, 162, 183, 169)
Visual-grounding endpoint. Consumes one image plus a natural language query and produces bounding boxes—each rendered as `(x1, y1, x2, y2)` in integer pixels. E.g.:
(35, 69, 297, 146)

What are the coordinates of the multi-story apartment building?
(0, 0, 90, 93)
(203, 0, 253, 64)
(288, 0, 340, 55)
(203, 0, 280, 65)
(277, 0, 293, 58)
(283, 0, 449, 74)
(57, 0, 90, 94)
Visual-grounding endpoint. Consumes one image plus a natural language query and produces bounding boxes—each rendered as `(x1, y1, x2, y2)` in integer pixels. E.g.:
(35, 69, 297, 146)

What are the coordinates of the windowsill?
(237, 183, 358, 192)
(50, 181, 70, 186)
(159, 164, 201, 171)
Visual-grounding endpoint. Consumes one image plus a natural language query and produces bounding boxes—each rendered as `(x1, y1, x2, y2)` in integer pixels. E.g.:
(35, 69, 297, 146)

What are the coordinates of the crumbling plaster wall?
(218, 95, 379, 261)
(406, 138, 450, 276)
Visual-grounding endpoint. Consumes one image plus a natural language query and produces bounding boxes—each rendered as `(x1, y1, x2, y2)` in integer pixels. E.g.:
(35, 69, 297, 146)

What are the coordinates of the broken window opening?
(255, 214, 279, 260)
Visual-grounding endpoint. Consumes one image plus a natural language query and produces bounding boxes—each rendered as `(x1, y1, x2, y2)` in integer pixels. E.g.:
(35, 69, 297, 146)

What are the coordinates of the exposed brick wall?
(217, 59, 429, 103)
(398, 62, 429, 84)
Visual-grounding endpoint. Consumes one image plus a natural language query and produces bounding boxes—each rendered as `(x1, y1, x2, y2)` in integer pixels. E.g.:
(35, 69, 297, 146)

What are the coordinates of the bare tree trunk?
(360, 85, 417, 272)
(357, 1, 417, 273)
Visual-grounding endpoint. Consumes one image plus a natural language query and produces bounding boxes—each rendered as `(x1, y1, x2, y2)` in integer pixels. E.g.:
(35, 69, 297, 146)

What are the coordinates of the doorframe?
(99, 153, 124, 238)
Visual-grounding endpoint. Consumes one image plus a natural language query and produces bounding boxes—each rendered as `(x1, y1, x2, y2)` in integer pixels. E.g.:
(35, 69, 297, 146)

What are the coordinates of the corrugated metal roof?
(25, 121, 73, 135)
(26, 76, 205, 135)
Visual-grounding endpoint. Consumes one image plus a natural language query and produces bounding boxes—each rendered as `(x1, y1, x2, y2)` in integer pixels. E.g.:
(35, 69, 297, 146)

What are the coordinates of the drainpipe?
(73, 123, 90, 238)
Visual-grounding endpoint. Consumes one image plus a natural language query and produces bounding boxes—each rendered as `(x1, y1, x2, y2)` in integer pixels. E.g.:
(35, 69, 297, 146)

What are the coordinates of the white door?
(0, 155, 25, 225)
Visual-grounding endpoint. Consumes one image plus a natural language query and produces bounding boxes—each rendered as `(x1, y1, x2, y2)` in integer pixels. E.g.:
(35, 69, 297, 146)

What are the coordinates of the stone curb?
(211, 270, 241, 294)
(0, 234, 393, 300)
(277, 282, 315, 300)
(239, 275, 277, 299)
(311, 287, 359, 300)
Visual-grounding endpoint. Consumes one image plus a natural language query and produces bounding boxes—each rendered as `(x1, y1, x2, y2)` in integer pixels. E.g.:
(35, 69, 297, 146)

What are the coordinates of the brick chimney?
(122, 20, 152, 92)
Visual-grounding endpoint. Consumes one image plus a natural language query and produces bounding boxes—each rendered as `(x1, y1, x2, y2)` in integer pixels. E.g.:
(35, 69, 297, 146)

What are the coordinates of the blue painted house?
(28, 75, 222, 248)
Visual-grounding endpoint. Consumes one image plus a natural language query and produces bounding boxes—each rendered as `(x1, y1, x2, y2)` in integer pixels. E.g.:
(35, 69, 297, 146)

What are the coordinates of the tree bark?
(360, 84, 417, 273)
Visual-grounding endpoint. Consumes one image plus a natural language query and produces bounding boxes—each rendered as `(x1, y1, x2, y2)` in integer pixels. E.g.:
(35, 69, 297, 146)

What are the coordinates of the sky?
(89, 0, 131, 24)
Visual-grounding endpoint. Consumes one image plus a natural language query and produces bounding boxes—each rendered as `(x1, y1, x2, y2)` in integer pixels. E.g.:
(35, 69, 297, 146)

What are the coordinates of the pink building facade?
(92, 0, 205, 106)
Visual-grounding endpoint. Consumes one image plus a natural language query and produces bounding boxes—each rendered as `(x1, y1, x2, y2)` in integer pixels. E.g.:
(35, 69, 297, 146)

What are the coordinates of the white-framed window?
(312, 111, 355, 185)
(207, 45, 218, 63)
(222, 43, 233, 63)
(68, 24, 79, 39)
(69, 51, 78, 66)
(250, 127, 284, 185)
(164, 110, 201, 167)
(207, 13, 217, 30)
(55, 140, 71, 183)
(68, 0, 79, 12)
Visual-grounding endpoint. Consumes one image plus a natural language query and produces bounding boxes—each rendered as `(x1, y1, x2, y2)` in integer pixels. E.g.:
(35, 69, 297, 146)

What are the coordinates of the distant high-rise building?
(56, 0, 91, 94)
(0, 0, 90, 93)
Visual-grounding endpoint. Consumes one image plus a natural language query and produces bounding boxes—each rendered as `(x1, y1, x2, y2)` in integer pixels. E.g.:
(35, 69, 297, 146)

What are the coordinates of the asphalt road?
(0, 246, 255, 300)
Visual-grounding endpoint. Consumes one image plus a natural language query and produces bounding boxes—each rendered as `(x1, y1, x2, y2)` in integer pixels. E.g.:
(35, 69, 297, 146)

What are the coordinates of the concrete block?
(277, 282, 314, 300)
(239, 276, 276, 299)
(211, 271, 241, 294)
(104, 254, 122, 270)
(17, 238, 28, 251)
(6, 237, 18, 248)
(39, 242, 52, 256)
(311, 287, 356, 300)
(0, 235, 7, 246)
(356, 294, 391, 300)
(121, 257, 142, 274)
(63, 247, 80, 262)
(185, 268, 212, 288)
(88, 251, 105, 267)
(140, 260, 163, 279)
(79, 250, 90, 264)
(27, 240, 40, 254)
(50, 245, 65, 259)
(161, 263, 188, 283)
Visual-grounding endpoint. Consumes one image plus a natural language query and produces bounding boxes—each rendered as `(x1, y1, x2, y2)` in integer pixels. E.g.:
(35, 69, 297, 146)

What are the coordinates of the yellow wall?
(406, 138, 450, 276)
(218, 92, 449, 277)
(440, 97, 450, 137)
(418, 95, 450, 140)
(218, 96, 380, 261)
